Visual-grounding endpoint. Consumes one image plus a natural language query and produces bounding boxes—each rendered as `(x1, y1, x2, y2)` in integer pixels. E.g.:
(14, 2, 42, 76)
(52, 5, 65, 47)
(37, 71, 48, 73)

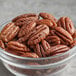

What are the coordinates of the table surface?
(0, 0, 76, 76)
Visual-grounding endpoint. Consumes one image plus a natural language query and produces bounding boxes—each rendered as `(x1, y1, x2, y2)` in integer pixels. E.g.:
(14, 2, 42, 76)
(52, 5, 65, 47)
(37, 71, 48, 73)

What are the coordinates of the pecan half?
(39, 12, 57, 22)
(12, 13, 39, 22)
(15, 17, 38, 27)
(57, 17, 75, 35)
(0, 23, 20, 42)
(7, 41, 30, 52)
(18, 24, 49, 43)
(36, 19, 57, 28)
(0, 40, 5, 49)
(47, 45, 70, 55)
(5, 48, 39, 58)
(21, 52, 39, 58)
(28, 24, 49, 45)
(46, 36, 61, 46)
(55, 27, 73, 44)
(51, 27, 73, 45)
(18, 22, 36, 37)
(34, 40, 51, 57)
(5, 48, 35, 57)
(5, 48, 26, 56)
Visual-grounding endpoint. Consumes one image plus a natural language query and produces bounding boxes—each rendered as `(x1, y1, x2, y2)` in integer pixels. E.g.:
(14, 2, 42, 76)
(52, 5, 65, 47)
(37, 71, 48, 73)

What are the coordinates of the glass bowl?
(0, 21, 76, 76)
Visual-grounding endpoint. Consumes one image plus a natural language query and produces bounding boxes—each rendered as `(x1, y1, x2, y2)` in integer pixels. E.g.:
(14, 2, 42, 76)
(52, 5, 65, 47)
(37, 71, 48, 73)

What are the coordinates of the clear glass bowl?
(0, 21, 76, 76)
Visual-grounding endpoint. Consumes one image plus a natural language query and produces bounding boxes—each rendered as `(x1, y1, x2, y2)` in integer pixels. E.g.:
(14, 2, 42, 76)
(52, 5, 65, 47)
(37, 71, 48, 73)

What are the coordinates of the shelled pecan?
(47, 45, 70, 55)
(45, 36, 61, 46)
(7, 41, 30, 52)
(36, 19, 57, 28)
(33, 40, 51, 57)
(39, 12, 57, 22)
(18, 24, 49, 43)
(18, 21, 36, 37)
(57, 17, 75, 35)
(21, 52, 39, 58)
(0, 23, 20, 42)
(50, 27, 73, 45)
(12, 13, 39, 22)
(15, 17, 38, 27)
(28, 25, 49, 45)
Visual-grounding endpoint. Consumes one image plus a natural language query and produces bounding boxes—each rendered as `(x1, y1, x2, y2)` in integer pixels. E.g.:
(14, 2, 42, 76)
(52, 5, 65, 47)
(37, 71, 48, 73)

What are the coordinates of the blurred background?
(0, 0, 76, 76)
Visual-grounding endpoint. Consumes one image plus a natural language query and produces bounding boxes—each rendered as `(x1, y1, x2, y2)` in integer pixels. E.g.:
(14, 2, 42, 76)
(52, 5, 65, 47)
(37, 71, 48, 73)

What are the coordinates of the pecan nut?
(21, 52, 39, 58)
(33, 40, 51, 57)
(36, 19, 57, 28)
(47, 45, 70, 55)
(12, 13, 39, 22)
(39, 12, 57, 22)
(15, 17, 38, 27)
(18, 24, 49, 43)
(0, 40, 5, 49)
(0, 23, 20, 42)
(18, 22, 36, 37)
(45, 36, 61, 46)
(7, 41, 30, 52)
(5, 48, 25, 56)
(28, 25, 49, 45)
(57, 17, 75, 35)
(51, 27, 73, 45)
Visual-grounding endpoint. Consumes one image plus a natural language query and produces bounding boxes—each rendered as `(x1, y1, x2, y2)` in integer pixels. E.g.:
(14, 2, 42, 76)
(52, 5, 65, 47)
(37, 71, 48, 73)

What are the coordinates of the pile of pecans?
(0, 12, 76, 58)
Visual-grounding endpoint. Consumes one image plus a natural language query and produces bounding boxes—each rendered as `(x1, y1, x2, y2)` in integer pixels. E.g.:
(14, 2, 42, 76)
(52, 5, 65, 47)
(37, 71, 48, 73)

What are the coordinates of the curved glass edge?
(0, 21, 76, 60)
(1, 49, 76, 69)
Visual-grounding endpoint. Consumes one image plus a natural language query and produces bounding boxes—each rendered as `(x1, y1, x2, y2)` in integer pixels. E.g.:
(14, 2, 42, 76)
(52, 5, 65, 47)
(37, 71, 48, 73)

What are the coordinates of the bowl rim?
(0, 20, 76, 60)
(0, 47, 76, 69)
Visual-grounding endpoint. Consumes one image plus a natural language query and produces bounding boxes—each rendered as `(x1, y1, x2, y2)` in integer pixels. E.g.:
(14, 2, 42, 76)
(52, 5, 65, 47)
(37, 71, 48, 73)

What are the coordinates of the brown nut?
(12, 13, 39, 22)
(7, 41, 30, 52)
(36, 19, 57, 28)
(5, 48, 34, 57)
(18, 24, 49, 43)
(55, 27, 73, 45)
(0, 23, 20, 42)
(5, 48, 26, 56)
(18, 22, 36, 37)
(28, 24, 49, 45)
(57, 17, 75, 35)
(47, 45, 70, 55)
(21, 52, 39, 58)
(45, 36, 61, 46)
(15, 17, 38, 27)
(5, 48, 18, 55)
(51, 27, 73, 45)
(34, 40, 51, 57)
(0, 40, 5, 49)
(39, 12, 57, 22)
